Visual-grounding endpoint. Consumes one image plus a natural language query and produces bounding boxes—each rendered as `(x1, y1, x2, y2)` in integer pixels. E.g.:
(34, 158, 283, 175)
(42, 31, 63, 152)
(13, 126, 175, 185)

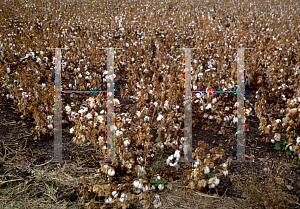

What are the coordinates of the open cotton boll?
(297, 137, 300, 144)
(157, 113, 164, 121)
(142, 185, 149, 192)
(65, 105, 71, 113)
(112, 191, 118, 198)
(119, 193, 127, 202)
(164, 101, 169, 110)
(214, 178, 220, 186)
(86, 113, 93, 120)
(158, 184, 164, 190)
(144, 116, 149, 122)
(108, 168, 115, 176)
(209, 184, 216, 188)
(174, 150, 180, 159)
(204, 166, 210, 174)
(123, 140, 130, 146)
(105, 197, 113, 203)
(116, 130, 123, 137)
(206, 103, 212, 109)
(133, 180, 143, 189)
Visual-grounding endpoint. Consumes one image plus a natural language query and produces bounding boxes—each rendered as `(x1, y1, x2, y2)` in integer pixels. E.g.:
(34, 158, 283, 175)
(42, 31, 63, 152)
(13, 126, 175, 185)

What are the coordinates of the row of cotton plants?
(1, 0, 300, 208)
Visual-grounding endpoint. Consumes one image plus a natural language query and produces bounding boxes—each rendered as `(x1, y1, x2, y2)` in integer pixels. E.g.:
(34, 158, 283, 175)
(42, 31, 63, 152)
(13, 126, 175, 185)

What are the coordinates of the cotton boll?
(105, 197, 113, 203)
(98, 116, 104, 123)
(297, 137, 300, 144)
(157, 113, 164, 121)
(158, 184, 164, 190)
(133, 180, 143, 189)
(108, 168, 115, 176)
(70, 128, 74, 134)
(166, 155, 174, 165)
(116, 130, 123, 137)
(86, 113, 93, 120)
(124, 140, 130, 146)
(214, 178, 220, 186)
(174, 150, 180, 159)
(144, 116, 149, 122)
(142, 185, 149, 192)
(89, 102, 95, 109)
(127, 163, 132, 169)
(209, 183, 215, 188)
(151, 185, 156, 190)
(112, 191, 118, 198)
(204, 166, 210, 174)
(119, 193, 127, 202)
(164, 101, 169, 110)
(65, 105, 71, 113)
(223, 170, 228, 176)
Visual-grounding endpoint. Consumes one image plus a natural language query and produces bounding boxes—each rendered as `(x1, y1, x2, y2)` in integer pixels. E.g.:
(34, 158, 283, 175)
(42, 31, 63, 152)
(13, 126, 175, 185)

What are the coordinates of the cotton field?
(0, 0, 300, 208)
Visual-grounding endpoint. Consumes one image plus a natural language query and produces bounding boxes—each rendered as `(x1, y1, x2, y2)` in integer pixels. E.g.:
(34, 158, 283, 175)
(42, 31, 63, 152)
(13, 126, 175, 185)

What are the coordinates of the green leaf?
(151, 170, 154, 174)
(274, 143, 281, 150)
(161, 158, 167, 162)
(159, 151, 163, 155)
(158, 162, 162, 168)
(166, 170, 170, 173)
(286, 149, 291, 155)
(145, 167, 151, 171)
(156, 137, 161, 142)
(168, 147, 172, 152)
(206, 172, 214, 180)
